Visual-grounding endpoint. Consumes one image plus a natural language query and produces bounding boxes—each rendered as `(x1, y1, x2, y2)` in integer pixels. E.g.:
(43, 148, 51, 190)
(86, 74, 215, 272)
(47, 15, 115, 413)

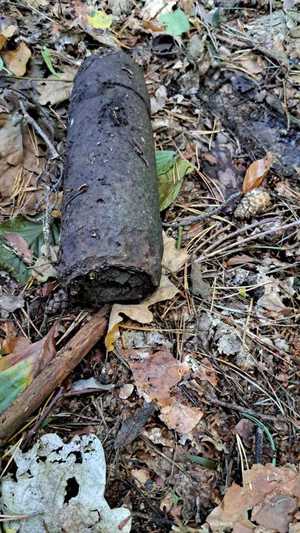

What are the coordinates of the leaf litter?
(0, 0, 300, 531)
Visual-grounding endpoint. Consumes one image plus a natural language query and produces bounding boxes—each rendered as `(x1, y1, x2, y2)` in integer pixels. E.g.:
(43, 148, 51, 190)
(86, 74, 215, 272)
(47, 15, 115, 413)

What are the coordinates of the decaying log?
(0, 309, 108, 445)
(59, 51, 163, 305)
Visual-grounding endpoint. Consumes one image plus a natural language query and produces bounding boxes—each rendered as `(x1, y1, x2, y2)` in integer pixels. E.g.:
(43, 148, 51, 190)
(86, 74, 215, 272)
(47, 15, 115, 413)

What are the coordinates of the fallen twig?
(198, 219, 300, 261)
(0, 308, 108, 446)
(163, 192, 242, 228)
(22, 387, 64, 447)
(206, 397, 287, 423)
(20, 100, 59, 160)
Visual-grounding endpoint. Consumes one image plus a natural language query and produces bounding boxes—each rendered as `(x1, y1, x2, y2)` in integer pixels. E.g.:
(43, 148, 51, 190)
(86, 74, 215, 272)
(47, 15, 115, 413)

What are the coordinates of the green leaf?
(0, 357, 33, 414)
(156, 150, 194, 211)
(0, 326, 57, 414)
(239, 287, 247, 298)
(0, 216, 59, 283)
(185, 454, 218, 470)
(156, 150, 177, 175)
(87, 10, 113, 29)
(159, 8, 190, 37)
(41, 47, 60, 78)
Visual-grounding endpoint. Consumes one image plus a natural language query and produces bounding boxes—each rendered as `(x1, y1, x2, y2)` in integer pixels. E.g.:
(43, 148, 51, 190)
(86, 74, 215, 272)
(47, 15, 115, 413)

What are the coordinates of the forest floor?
(0, 1, 299, 532)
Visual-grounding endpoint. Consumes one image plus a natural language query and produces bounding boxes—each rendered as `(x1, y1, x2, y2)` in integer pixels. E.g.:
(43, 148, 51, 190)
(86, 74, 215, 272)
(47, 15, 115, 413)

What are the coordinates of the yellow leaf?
(242, 152, 273, 193)
(87, 10, 112, 30)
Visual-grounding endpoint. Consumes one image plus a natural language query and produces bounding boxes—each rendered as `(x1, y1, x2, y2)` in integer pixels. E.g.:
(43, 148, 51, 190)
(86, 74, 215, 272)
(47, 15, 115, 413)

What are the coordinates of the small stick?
(163, 192, 242, 229)
(255, 427, 264, 464)
(23, 387, 64, 447)
(19, 101, 59, 160)
(198, 219, 300, 262)
(206, 396, 288, 423)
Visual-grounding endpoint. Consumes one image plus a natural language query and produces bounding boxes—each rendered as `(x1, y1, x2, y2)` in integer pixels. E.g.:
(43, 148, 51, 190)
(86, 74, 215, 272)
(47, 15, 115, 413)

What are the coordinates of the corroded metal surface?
(59, 52, 163, 304)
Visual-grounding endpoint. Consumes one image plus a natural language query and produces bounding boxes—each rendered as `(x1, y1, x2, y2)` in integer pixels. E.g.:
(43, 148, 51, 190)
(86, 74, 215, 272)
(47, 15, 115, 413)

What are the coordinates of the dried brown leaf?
(5, 233, 32, 264)
(3, 42, 31, 76)
(105, 274, 179, 351)
(124, 347, 201, 434)
(0, 17, 17, 50)
(124, 348, 189, 406)
(131, 468, 151, 486)
(0, 115, 45, 218)
(242, 152, 273, 193)
(1, 334, 30, 355)
(160, 402, 203, 433)
(206, 464, 300, 533)
(0, 321, 30, 354)
(162, 232, 188, 273)
(37, 68, 76, 106)
(197, 357, 218, 387)
(0, 324, 57, 376)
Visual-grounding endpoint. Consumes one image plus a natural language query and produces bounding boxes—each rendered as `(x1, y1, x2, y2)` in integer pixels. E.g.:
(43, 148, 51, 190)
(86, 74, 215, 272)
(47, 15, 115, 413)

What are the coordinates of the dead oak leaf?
(197, 357, 218, 387)
(242, 152, 273, 193)
(123, 348, 189, 406)
(2, 42, 31, 76)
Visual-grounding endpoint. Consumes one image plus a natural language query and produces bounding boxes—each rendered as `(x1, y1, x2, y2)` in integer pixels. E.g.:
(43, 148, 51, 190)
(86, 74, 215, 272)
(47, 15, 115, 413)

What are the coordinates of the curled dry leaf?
(256, 275, 290, 318)
(105, 274, 179, 351)
(242, 152, 273, 193)
(206, 463, 300, 533)
(1, 332, 30, 355)
(0, 324, 57, 414)
(0, 294, 24, 316)
(2, 41, 31, 76)
(131, 468, 151, 486)
(141, 0, 175, 20)
(105, 234, 187, 351)
(0, 114, 45, 219)
(31, 244, 58, 282)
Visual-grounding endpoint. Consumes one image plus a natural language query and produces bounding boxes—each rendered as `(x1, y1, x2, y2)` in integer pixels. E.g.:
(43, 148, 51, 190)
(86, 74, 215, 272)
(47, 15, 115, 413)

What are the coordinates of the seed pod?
(234, 188, 272, 220)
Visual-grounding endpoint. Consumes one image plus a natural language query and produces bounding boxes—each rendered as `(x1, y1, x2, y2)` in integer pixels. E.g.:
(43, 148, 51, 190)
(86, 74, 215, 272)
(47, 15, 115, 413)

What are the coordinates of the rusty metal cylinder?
(58, 52, 163, 304)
